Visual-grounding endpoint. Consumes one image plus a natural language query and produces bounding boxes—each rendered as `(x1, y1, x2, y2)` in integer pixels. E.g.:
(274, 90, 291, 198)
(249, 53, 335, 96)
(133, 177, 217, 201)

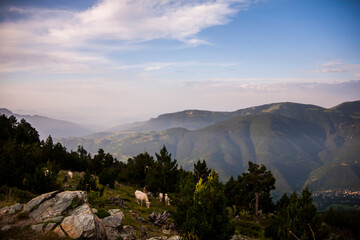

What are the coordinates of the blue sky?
(0, 0, 359, 128)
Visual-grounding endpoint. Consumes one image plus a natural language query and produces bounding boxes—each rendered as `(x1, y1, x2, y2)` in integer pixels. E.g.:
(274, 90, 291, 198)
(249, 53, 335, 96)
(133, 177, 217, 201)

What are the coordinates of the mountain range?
(3, 101, 359, 192)
(57, 101, 360, 192)
(0, 108, 93, 139)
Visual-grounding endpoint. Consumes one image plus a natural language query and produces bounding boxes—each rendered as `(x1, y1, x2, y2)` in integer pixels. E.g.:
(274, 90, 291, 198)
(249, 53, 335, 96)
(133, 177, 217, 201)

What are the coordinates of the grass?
(0, 197, 18, 209)
(0, 185, 36, 207)
(228, 208, 273, 240)
(55, 170, 178, 239)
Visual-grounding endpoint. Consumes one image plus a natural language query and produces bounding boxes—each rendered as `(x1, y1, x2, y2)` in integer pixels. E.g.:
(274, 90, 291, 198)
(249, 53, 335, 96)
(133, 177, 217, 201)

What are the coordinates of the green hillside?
(58, 101, 360, 192)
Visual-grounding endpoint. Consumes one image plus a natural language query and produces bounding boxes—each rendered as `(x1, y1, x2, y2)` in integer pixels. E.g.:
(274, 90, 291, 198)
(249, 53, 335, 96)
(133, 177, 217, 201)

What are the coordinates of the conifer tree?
(174, 171, 196, 228)
(242, 161, 275, 223)
(182, 170, 234, 240)
(265, 186, 328, 240)
(193, 159, 211, 182)
(146, 146, 178, 204)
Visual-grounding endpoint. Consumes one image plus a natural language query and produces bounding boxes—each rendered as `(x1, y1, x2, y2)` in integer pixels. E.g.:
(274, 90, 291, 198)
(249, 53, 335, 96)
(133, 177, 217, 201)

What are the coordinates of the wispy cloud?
(0, 0, 252, 73)
(313, 60, 360, 76)
(114, 61, 237, 72)
(184, 77, 360, 93)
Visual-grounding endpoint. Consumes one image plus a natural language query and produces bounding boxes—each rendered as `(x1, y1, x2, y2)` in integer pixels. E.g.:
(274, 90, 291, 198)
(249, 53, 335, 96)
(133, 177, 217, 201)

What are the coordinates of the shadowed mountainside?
(57, 101, 360, 192)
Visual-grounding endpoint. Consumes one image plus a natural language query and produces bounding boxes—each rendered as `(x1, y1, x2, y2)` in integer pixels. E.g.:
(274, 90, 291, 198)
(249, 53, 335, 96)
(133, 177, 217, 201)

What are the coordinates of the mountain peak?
(330, 100, 360, 114)
(0, 108, 14, 116)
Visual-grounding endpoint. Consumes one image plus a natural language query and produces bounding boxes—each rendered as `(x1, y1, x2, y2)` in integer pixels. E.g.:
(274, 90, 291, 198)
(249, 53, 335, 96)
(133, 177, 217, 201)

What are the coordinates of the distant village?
(312, 190, 360, 211)
(313, 190, 360, 198)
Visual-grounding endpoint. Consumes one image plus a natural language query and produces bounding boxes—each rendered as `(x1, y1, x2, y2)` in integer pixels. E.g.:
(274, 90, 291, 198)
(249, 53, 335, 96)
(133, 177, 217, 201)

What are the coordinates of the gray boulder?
(31, 223, 44, 233)
(108, 209, 123, 216)
(54, 225, 66, 238)
(168, 237, 182, 240)
(102, 214, 124, 229)
(11, 203, 23, 212)
(61, 203, 107, 239)
(0, 206, 10, 216)
(22, 190, 58, 213)
(29, 191, 87, 222)
(0, 203, 23, 216)
(44, 222, 57, 232)
(1, 225, 12, 231)
(43, 216, 64, 223)
(120, 225, 136, 240)
(103, 209, 125, 240)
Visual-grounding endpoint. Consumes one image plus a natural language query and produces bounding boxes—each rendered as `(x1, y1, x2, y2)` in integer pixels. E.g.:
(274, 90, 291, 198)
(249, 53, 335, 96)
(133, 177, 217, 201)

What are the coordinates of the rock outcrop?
(61, 203, 107, 239)
(0, 190, 181, 240)
(1, 191, 108, 239)
(0, 203, 23, 216)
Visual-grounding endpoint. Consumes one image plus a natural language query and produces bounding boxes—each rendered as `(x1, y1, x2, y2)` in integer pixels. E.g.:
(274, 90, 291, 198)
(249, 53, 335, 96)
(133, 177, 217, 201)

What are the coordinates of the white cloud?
(144, 66, 164, 71)
(113, 61, 237, 72)
(0, 0, 252, 73)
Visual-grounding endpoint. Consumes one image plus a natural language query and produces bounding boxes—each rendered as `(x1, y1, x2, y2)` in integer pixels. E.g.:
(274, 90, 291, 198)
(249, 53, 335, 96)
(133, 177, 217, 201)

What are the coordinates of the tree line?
(0, 115, 331, 239)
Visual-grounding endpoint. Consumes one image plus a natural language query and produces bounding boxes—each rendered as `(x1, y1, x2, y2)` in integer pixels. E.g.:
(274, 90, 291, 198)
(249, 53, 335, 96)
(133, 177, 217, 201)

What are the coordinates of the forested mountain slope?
(58, 101, 360, 191)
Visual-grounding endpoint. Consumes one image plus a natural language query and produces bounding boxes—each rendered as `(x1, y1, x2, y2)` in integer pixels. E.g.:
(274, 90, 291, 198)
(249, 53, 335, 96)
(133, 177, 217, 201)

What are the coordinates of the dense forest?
(0, 114, 359, 239)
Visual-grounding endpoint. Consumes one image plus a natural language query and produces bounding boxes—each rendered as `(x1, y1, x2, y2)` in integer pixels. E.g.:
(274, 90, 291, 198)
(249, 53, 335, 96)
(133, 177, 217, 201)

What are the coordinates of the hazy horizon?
(1, 0, 359, 129)
(2, 99, 358, 132)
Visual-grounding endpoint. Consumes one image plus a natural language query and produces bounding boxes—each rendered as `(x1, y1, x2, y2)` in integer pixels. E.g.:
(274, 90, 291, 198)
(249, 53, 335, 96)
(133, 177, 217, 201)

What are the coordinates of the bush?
(23, 167, 59, 194)
(87, 191, 106, 209)
(99, 169, 116, 189)
(95, 209, 110, 219)
(77, 171, 97, 192)
(181, 231, 199, 240)
(0, 185, 36, 203)
(234, 220, 262, 238)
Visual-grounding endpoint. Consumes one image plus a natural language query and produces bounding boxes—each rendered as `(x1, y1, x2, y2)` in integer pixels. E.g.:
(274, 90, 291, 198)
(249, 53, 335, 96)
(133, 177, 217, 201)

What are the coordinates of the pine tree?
(182, 170, 234, 240)
(265, 186, 328, 240)
(242, 161, 276, 223)
(193, 160, 211, 182)
(146, 146, 178, 204)
(225, 174, 246, 216)
(174, 171, 196, 228)
(126, 152, 154, 186)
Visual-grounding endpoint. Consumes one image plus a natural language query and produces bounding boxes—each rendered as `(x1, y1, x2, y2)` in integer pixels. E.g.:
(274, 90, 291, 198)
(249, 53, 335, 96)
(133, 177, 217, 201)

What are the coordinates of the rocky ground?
(0, 190, 181, 239)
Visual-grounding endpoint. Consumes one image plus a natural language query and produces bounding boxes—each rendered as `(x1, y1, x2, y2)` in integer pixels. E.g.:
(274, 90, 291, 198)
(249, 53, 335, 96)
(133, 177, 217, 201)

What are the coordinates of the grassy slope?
(57, 170, 178, 239)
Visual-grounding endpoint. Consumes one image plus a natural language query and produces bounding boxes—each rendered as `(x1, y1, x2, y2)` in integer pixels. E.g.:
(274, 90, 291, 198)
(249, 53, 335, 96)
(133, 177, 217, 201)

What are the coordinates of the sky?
(0, 0, 359, 129)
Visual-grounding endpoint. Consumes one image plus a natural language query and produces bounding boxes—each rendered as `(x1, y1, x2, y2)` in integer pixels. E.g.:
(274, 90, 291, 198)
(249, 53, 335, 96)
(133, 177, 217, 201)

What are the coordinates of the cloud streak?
(0, 0, 251, 73)
(313, 60, 360, 76)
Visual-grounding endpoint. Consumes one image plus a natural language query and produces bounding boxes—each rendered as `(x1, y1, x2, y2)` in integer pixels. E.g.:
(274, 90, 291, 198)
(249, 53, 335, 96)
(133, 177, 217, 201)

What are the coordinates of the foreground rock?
(148, 211, 171, 225)
(0, 203, 23, 216)
(0, 191, 108, 239)
(0, 190, 183, 240)
(102, 209, 125, 240)
(61, 204, 107, 239)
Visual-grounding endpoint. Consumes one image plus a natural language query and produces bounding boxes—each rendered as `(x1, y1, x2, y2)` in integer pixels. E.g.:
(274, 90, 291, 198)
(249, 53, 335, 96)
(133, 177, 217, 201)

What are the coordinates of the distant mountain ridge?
(0, 108, 93, 139)
(56, 101, 360, 192)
